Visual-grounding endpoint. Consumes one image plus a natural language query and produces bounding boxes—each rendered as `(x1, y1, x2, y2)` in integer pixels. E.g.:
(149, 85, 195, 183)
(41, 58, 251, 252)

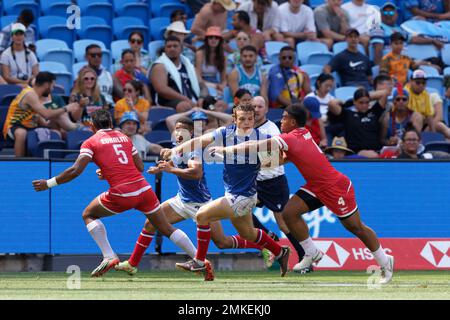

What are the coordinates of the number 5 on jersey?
(113, 144, 129, 164)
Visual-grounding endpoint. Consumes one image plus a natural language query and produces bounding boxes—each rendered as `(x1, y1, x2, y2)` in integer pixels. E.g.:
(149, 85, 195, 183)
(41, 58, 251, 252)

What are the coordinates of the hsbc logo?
(420, 241, 450, 268)
(314, 241, 350, 268)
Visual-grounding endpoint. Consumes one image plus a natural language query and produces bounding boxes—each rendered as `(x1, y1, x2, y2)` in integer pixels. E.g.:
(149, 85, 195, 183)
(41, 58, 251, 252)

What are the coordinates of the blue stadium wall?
(0, 160, 449, 254)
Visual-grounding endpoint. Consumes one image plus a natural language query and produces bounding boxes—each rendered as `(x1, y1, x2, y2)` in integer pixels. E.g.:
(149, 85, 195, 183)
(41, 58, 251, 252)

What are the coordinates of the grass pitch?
(0, 270, 448, 300)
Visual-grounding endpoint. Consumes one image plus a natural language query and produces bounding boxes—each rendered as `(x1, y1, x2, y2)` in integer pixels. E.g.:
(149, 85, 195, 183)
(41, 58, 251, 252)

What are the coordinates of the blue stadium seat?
(73, 39, 111, 70)
(186, 18, 195, 30)
(402, 20, 450, 42)
(78, 0, 114, 24)
(309, 74, 319, 88)
(0, 15, 17, 29)
(300, 64, 323, 76)
(0, 93, 18, 106)
(77, 17, 112, 52)
(404, 44, 438, 61)
(27, 129, 67, 158)
(261, 64, 274, 75)
(444, 67, 450, 76)
(297, 41, 330, 65)
(159, 3, 193, 18)
(111, 40, 131, 62)
(40, 0, 72, 16)
(222, 86, 232, 105)
(36, 39, 73, 73)
(332, 41, 365, 55)
(148, 40, 164, 61)
(144, 130, 172, 145)
(151, 0, 182, 17)
(52, 86, 65, 96)
(72, 62, 86, 77)
(424, 142, 450, 153)
(308, 0, 326, 9)
(114, 0, 150, 25)
(421, 132, 445, 145)
(267, 109, 284, 123)
(39, 62, 72, 95)
(148, 106, 176, 130)
(0, 105, 10, 149)
(372, 65, 380, 78)
(149, 17, 171, 41)
(113, 17, 149, 44)
(0, 84, 22, 101)
(419, 65, 440, 77)
(265, 41, 287, 60)
(66, 130, 93, 150)
(3, 1, 40, 19)
(441, 44, 450, 67)
(38, 16, 76, 49)
(426, 77, 444, 96)
(306, 52, 334, 66)
(335, 86, 358, 101)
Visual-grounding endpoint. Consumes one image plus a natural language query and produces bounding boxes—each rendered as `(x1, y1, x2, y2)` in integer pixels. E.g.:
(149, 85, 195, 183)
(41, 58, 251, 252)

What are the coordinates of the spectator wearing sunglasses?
(381, 87, 422, 147)
(405, 70, 450, 139)
(113, 32, 151, 76)
(69, 66, 108, 129)
(114, 80, 151, 134)
(113, 49, 151, 102)
(379, 33, 439, 85)
(85, 44, 116, 108)
(268, 46, 311, 109)
(370, 2, 445, 65)
(195, 27, 228, 97)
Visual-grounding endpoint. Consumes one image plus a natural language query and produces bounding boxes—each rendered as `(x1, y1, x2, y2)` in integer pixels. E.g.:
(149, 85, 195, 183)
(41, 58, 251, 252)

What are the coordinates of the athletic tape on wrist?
(46, 177, 58, 188)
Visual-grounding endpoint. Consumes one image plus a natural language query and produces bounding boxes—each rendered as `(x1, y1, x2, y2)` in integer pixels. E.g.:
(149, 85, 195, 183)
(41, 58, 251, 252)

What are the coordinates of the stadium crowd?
(1, 0, 450, 159)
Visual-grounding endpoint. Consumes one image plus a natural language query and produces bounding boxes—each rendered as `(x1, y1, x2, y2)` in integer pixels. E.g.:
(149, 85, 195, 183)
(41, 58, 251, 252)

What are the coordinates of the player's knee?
(196, 210, 209, 225)
(81, 209, 93, 222)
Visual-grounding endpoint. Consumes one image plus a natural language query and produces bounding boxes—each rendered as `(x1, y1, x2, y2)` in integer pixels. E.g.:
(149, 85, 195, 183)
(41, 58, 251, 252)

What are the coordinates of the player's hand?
(158, 161, 174, 173)
(160, 148, 173, 161)
(209, 146, 225, 157)
(96, 169, 105, 180)
(32, 179, 49, 192)
(147, 166, 161, 175)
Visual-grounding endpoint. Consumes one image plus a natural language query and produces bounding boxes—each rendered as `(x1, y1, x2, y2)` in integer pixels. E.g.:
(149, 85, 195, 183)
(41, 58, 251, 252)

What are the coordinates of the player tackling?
(212, 104, 394, 284)
(32, 110, 197, 277)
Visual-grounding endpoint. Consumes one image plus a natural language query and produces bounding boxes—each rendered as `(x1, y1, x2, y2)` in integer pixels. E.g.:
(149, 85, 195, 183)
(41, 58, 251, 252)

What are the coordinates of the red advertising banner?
(280, 238, 450, 270)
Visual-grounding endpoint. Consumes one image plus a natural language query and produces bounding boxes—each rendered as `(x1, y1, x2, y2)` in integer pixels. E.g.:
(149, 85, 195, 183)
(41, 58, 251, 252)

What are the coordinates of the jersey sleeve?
(273, 133, 291, 151)
(79, 139, 94, 158)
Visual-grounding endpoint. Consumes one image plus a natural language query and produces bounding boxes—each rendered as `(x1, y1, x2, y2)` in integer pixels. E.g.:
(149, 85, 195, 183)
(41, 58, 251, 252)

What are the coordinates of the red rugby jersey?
(274, 127, 342, 193)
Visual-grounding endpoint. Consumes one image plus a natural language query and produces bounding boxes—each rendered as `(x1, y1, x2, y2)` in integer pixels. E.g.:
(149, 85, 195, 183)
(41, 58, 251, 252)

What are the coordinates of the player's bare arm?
(170, 134, 214, 160)
(159, 158, 203, 180)
(133, 152, 144, 172)
(32, 155, 91, 191)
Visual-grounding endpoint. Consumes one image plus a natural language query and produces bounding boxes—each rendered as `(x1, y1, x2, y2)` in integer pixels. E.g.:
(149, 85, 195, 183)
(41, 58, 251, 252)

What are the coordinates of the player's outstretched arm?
(32, 155, 91, 191)
(170, 134, 214, 160)
(212, 138, 279, 156)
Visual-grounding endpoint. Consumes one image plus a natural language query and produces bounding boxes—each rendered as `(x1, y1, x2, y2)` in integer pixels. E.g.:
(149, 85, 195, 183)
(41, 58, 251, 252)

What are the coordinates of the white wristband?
(46, 177, 58, 188)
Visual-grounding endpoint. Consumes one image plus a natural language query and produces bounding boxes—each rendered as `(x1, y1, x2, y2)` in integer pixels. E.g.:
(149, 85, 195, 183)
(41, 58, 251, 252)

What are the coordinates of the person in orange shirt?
(114, 80, 151, 134)
(380, 32, 437, 85)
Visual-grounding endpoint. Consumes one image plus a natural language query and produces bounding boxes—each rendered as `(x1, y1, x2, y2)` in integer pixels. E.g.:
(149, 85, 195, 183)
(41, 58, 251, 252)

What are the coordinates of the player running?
(32, 110, 197, 277)
(212, 104, 394, 284)
(163, 104, 291, 277)
(115, 117, 270, 280)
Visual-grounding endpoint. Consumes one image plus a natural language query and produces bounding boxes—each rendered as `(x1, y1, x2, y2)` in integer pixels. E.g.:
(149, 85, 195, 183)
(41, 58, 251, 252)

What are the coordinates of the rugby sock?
(254, 229, 282, 257)
(170, 229, 197, 259)
(195, 225, 211, 265)
(128, 229, 154, 267)
(231, 235, 262, 250)
(286, 233, 305, 261)
(300, 237, 318, 256)
(86, 220, 116, 259)
(372, 245, 389, 267)
(252, 214, 269, 233)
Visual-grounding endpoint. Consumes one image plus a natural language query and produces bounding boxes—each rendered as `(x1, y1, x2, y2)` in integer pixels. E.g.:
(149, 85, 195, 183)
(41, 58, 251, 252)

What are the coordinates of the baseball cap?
(11, 23, 26, 35)
(191, 111, 208, 121)
(411, 69, 427, 80)
(381, 2, 397, 10)
(303, 97, 321, 119)
(345, 28, 360, 37)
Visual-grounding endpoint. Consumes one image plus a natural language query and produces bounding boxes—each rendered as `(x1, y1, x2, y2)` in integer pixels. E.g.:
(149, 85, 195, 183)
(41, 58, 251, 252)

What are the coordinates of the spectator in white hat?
(165, 21, 196, 63)
(0, 23, 39, 87)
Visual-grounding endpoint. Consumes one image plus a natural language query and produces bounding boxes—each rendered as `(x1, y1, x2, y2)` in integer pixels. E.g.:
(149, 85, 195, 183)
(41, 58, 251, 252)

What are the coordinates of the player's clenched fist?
(160, 148, 173, 160)
(32, 179, 49, 191)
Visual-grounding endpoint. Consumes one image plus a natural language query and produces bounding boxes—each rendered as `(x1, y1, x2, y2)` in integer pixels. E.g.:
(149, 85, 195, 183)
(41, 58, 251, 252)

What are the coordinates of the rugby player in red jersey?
(32, 110, 197, 277)
(212, 103, 394, 284)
